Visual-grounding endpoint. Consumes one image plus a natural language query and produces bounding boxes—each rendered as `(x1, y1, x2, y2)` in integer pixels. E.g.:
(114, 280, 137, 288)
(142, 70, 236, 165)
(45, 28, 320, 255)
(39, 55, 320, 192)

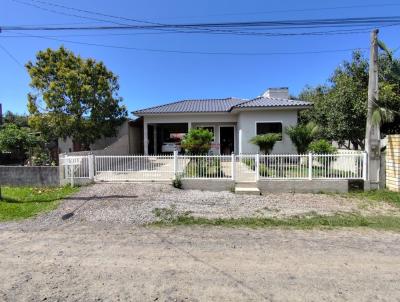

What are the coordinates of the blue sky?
(1, 0, 399, 115)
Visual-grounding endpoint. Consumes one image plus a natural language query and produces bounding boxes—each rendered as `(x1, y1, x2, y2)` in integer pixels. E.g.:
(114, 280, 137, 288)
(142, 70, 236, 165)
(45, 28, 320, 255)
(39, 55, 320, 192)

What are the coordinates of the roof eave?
(230, 105, 312, 113)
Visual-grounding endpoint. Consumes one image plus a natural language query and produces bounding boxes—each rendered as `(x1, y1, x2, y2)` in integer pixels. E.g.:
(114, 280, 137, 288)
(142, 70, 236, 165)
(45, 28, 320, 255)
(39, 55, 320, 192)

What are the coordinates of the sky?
(1, 0, 399, 116)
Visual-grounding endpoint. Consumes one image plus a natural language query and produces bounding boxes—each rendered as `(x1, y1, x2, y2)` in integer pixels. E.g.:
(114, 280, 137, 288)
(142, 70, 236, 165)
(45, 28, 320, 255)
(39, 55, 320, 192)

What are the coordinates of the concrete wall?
(386, 134, 400, 192)
(0, 166, 59, 186)
(58, 120, 130, 153)
(237, 109, 298, 154)
(257, 179, 349, 193)
(181, 179, 234, 191)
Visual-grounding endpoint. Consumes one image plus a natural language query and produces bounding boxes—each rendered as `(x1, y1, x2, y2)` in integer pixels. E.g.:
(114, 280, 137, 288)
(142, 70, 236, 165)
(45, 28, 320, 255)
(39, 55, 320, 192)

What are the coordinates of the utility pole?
(365, 29, 381, 190)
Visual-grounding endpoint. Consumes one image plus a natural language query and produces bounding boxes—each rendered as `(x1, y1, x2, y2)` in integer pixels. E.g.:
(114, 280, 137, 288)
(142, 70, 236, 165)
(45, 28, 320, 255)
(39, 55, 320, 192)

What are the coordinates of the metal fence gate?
(60, 152, 367, 184)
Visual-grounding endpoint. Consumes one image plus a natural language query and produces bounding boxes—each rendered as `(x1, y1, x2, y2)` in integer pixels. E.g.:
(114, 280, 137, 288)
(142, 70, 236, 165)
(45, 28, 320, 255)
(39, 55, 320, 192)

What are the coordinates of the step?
(234, 187, 261, 195)
(235, 182, 258, 188)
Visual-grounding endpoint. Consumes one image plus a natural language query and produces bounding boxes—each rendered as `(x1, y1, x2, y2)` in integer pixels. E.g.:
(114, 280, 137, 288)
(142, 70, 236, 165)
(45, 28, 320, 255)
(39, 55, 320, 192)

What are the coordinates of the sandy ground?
(0, 225, 400, 301)
(2, 183, 398, 230)
(1, 183, 400, 301)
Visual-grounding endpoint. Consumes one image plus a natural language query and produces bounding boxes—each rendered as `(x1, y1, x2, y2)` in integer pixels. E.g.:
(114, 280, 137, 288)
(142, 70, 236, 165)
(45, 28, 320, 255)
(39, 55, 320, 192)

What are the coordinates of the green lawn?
(0, 186, 79, 221)
(152, 213, 400, 230)
(347, 189, 400, 207)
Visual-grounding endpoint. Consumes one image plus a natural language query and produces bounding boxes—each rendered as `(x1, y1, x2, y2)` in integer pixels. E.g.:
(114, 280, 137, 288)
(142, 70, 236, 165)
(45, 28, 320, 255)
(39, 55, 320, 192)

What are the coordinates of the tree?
(181, 128, 213, 154)
(26, 46, 127, 150)
(299, 50, 400, 149)
(286, 122, 318, 153)
(250, 133, 281, 154)
(0, 124, 43, 162)
(3, 111, 29, 128)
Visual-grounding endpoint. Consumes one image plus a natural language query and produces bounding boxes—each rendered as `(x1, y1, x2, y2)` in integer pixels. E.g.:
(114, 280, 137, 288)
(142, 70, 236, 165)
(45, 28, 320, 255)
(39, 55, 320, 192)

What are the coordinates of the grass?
(152, 213, 400, 231)
(346, 189, 400, 207)
(0, 186, 79, 221)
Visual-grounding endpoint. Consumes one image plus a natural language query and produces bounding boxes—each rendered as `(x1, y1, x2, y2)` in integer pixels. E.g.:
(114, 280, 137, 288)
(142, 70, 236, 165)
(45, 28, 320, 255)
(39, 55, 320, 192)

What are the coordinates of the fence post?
(308, 152, 313, 180)
(255, 153, 260, 181)
(58, 153, 65, 186)
(88, 154, 95, 181)
(173, 150, 178, 179)
(362, 151, 368, 181)
(231, 153, 235, 181)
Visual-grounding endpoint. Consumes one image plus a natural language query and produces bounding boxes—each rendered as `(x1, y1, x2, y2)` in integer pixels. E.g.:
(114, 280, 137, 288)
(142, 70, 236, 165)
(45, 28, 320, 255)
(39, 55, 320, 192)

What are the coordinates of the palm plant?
(250, 133, 282, 154)
(286, 122, 319, 153)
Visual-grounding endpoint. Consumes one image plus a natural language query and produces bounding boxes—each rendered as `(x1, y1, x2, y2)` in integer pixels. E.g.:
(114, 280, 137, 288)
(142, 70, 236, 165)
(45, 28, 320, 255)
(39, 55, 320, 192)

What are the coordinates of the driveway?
(3, 183, 398, 229)
(1, 183, 400, 301)
(1, 225, 400, 301)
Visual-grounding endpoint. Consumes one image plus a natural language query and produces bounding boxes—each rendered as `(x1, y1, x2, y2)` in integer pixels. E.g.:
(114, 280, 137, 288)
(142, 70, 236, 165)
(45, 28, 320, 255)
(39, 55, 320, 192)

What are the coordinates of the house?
(133, 88, 311, 155)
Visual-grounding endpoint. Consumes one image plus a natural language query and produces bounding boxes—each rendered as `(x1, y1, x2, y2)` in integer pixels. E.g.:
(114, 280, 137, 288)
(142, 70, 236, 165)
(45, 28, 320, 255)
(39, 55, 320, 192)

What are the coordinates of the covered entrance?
(147, 123, 188, 154)
(220, 126, 235, 155)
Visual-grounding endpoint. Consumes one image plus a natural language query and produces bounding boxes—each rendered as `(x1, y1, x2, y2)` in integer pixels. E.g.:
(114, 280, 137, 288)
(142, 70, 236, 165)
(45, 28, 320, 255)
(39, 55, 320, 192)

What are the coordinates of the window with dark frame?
(256, 122, 282, 136)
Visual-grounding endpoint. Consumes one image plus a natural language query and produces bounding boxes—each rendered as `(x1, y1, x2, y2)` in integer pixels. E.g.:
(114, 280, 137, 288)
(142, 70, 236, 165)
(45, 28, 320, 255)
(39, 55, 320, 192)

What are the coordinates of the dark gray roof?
(134, 96, 311, 115)
(234, 97, 311, 108)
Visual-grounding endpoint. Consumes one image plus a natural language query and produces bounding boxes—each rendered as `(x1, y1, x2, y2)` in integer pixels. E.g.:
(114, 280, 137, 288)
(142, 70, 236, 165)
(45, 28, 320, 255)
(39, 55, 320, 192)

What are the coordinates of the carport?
(146, 123, 188, 154)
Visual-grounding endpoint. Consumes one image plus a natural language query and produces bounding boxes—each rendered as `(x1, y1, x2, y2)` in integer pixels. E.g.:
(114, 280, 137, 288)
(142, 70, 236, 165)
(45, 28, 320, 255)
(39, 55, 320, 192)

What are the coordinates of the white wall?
(142, 111, 299, 154)
(237, 109, 298, 154)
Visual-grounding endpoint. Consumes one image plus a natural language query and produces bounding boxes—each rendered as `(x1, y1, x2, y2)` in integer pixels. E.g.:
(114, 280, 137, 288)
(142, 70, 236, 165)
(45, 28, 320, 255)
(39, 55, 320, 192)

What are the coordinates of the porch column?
(187, 121, 192, 131)
(144, 122, 149, 155)
(153, 125, 157, 154)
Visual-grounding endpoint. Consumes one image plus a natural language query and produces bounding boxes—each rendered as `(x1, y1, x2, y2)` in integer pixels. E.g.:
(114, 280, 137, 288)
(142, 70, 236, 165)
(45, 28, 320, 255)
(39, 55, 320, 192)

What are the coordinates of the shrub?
(286, 122, 318, 154)
(250, 133, 282, 154)
(172, 175, 183, 189)
(308, 139, 337, 154)
(181, 128, 213, 155)
(184, 158, 223, 178)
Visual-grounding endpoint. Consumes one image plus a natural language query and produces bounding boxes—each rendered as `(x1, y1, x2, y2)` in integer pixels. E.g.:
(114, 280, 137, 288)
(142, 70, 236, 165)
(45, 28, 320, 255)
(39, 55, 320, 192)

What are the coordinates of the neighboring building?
(133, 88, 311, 155)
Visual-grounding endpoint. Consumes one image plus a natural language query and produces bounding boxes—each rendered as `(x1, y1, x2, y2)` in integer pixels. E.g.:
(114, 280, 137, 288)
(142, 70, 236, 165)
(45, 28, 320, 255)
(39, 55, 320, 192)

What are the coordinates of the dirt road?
(1, 224, 399, 301)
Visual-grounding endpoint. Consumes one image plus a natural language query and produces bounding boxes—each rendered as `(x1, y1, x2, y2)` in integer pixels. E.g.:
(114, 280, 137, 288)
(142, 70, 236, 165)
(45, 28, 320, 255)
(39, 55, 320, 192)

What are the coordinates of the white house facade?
(133, 88, 312, 155)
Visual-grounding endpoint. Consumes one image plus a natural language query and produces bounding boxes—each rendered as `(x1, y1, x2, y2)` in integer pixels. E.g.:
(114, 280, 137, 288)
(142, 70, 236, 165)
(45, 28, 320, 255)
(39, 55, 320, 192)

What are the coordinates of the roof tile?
(134, 96, 311, 114)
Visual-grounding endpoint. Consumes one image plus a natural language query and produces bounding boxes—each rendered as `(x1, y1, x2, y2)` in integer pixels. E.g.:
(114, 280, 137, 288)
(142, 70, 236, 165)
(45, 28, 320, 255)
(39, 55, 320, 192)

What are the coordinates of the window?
(256, 122, 282, 136)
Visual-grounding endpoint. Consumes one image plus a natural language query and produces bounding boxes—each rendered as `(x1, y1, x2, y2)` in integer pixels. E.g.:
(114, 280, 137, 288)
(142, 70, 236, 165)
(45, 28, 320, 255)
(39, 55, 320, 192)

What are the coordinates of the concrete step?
(234, 187, 261, 195)
(235, 182, 258, 188)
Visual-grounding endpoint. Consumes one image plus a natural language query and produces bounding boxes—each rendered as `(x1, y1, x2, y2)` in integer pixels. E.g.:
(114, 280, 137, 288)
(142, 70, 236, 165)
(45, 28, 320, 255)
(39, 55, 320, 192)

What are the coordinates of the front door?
(220, 126, 235, 155)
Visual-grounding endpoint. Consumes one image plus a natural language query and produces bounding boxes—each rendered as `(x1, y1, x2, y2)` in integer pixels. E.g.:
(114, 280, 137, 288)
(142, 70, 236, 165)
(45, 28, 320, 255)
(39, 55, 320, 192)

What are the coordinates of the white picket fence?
(60, 152, 367, 183)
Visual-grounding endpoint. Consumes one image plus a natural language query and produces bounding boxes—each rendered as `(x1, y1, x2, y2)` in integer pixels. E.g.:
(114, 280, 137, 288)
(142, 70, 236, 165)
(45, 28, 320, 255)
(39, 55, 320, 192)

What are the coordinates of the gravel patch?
(3, 183, 398, 230)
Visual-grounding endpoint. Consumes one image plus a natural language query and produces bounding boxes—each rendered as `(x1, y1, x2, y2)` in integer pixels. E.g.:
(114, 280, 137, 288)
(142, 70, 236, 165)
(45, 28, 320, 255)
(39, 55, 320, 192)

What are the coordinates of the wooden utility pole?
(365, 29, 381, 189)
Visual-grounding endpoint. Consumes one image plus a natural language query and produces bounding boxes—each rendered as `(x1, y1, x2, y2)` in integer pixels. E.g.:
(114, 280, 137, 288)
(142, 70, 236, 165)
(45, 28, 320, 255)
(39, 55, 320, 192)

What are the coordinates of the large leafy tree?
(26, 46, 127, 150)
(299, 51, 400, 149)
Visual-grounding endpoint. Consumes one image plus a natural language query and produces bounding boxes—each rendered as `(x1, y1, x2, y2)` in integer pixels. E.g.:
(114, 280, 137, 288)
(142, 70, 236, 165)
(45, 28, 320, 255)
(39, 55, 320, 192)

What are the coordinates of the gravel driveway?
(4, 182, 397, 230)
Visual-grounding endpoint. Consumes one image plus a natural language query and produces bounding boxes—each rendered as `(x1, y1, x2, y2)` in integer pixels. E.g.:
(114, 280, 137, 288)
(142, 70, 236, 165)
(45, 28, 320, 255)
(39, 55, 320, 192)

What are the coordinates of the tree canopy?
(299, 51, 400, 149)
(26, 46, 127, 150)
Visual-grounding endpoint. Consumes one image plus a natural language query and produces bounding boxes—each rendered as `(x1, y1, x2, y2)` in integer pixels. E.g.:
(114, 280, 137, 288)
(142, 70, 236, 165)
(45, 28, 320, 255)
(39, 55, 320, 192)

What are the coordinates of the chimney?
(262, 87, 289, 99)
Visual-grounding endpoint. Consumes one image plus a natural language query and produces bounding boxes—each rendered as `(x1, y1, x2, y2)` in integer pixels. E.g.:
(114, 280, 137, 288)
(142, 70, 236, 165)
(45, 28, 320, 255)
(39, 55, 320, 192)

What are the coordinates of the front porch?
(143, 122, 237, 155)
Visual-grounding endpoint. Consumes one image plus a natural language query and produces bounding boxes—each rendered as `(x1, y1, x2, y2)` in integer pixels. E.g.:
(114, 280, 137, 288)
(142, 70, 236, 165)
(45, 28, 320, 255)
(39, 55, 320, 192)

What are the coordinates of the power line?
(0, 42, 24, 68)
(7, 0, 400, 38)
(11, 31, 368, 56)
(4, 16, 400, 32)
